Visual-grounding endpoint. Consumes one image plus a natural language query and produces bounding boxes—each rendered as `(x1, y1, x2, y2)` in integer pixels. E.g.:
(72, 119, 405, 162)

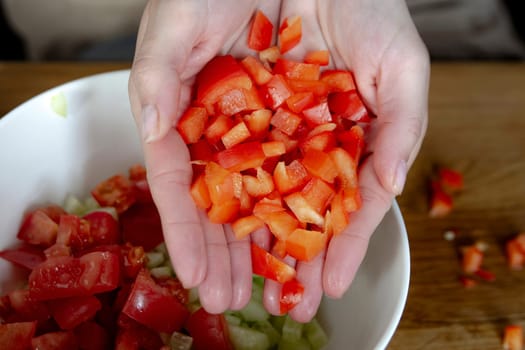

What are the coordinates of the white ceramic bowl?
(0, 71, 410, 350)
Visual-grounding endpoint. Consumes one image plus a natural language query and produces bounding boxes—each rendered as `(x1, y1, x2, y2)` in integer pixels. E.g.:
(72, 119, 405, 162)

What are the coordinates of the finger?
(323, 157, 394, 298)
(263, 255, 296, 316)
(289, 251, 325, 323)
(224, 225, 252, 310)
(129, 0, 209, 143)
(250, 226, 272, 250)
(198, 211, 232, 314)
(144, 130, 207, 289)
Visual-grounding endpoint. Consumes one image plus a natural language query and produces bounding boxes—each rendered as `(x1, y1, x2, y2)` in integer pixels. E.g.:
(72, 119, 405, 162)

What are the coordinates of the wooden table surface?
(1, 61, 525, 349)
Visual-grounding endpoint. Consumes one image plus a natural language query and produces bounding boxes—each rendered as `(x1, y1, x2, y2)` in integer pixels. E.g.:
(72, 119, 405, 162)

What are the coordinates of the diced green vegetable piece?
(282, 315, 303, 342)
(146, 252, 165, 268)
(253, 319, 281, 348)
(50, 92, 67, 117)
(239, 298, 269, 322)
(253, 275, 265, 288)
(228, 324, 271, 350)
(150, 266, 173, 279)
(278, 337, 311, 350)
(224, 313, 243, 326)
(270, 315, 286, 333)
(304, 318, 328, 350)
(251, 278, 264, 304)
(170, 331, 193, 350)
(154, 242, 168, 255)
(63, 194, 86, 215)
(188, 288, 200, 304)
(84, 196, 101, 211)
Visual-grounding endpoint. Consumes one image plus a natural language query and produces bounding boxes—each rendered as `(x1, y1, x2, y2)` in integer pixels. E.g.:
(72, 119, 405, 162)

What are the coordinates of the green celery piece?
(170, 331, 193, 350)
(239, 298, 270, 322)
(146, 252, 165, 268)
(228, 324, 271, 350)
(278, 337, 311, 350)
(304, 318, 329, 350)
(63, 194, 86, 215)
(252, 319, 281, 348)
(281, 315, 303, 342)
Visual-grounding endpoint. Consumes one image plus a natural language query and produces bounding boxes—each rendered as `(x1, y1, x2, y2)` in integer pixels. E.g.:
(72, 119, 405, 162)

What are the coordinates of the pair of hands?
(128, 0, 429, 322)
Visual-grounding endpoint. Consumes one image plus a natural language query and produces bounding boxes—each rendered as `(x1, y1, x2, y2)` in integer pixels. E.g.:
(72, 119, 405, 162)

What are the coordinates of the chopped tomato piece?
(0, 245, 45, 270)
(5, 289, 50, 324)
(279, 278, 304, 314)
(116, 314, 165, 350)
(73, 321, 110, 350)
(506, 239, 525, 270)
(261, 74, 294, 109)
(186, 307, 233, 350)
(17, 209, 58, 247)
(196, 55, 253, 106)
(438, 167, 464, 193)
(48, 295, 101, 330)
(177, 107, 208, 144)
(429, 180, 453, 218)
(270, 107, 303, 136)
(279, 16, 302, 54)
(215, 141, 266, 172)
(231, 215, 265, 239)
(503, 325, 523, 350)
(304, 50, 330, 66)
(474, 268, 496, 282)
(273, 58, 320, 81)
(250, 243, 296, 284)
(91, 174, 136, 214)
(121, 243, 146, 280)
(248, 10, 274, 51)
(241, 55, 273, 85)
(459, 276, 477, 288)
(123, 269, 189, 333)
(83, 210, 120, 246)
(0, 322, 36, 350)
(285, 228, 327, 261)
(119, 201, 163, 252)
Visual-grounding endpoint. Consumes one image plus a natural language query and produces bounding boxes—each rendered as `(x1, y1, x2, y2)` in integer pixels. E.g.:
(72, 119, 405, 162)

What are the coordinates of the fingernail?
(141, 105, 159, 143)
(392, 160, 407, 195)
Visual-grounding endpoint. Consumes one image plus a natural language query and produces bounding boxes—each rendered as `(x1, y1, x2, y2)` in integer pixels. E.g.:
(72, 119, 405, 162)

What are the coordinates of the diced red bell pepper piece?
(503, 325, 523, 350)
(337, 124, 365, 161)
(304, 50, 330, 66)
(301, 149, 338, 184)
(0, 322, 36, 350)
(248, 10, 274, 51)
(123, 269, 190, 333)
(321, 70, 356, 92)
(328, 90, 369, 122)
(244, 108, 272, 139)
(273, 58, 321, 81)
(261, 74, 294, 109)
(48, 295, 101, 330)
(330, 191, 350, 236)
(287, 79, 329, 98)
(262, 141, 286, 158)
(0, 245, 45, 270)
(270, 107, 303, 136)
(17, 210, 58, 247)
(242, 167, 275, 197)
(286, 92, 316, 113)
(190, 173, 212, 210)
(302, 101, 332, 126)
(429, 180, 453, 218)
(438, 167, 464, 193)
(91, 174, 136, 214)
(301, 178, 335, 215)
(253, 196, 285, 219)
(269, 129, 299, 153)
(196, 55, 253, 106)
(300, 130, 336, 153)
(259, 45, 281, 64)
(273, 160, 311, 194)
(205, 114, 234, 145)
(284, 193, 324, 227)
(217, 87, 264, 116)
(177, 107, 208, 144)
(461, 245, 483, 274)
(250, 243, 296, 284)
(279, 278, 304, 314)
(285, 228, 327, 261)
(207, 198, 241, 224)
(231, 215, 265, 240)
(459, 275, 477, 288)
(329, 147, 359, 188)
(506, 239, 525, 270)
(221, 121, 251, 149)
(215, 141, 266, 172)
(474, 268, 496, 282)
(241, 55, 273, 85)
(263, 211, 299, 241)
(279, 16, 302, 54)
(204, 162, 236, 204)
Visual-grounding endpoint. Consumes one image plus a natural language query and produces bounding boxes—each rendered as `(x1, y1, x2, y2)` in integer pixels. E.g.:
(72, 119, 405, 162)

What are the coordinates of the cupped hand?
(261, 0, 430, 322)
(128, 0, 281, 313)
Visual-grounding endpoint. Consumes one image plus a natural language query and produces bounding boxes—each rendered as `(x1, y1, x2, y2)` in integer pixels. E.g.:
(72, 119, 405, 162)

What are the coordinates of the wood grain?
(1, 62, 525, 349)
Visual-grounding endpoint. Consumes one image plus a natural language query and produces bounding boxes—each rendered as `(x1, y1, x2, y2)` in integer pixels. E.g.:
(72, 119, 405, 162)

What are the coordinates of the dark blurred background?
(1, 0, 524, 61)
